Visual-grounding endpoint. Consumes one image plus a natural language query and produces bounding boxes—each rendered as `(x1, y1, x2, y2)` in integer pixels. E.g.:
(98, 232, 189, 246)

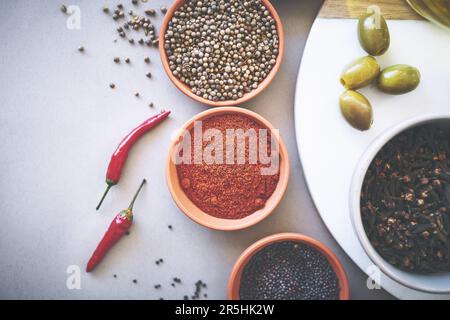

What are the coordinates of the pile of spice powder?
(361, 124, 450, 273)
(239, 241, 341, 300)
(164, 0, 279, 101)
(176, 114, 280, 219)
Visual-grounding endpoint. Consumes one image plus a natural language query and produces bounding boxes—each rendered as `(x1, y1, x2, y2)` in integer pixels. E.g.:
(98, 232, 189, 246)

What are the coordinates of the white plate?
(294, 18, 450, 299)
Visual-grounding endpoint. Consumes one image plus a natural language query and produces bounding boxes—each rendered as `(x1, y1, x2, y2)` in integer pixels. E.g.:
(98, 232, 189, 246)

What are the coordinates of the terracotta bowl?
(166, 107, 290, 231)
(159, 0, 285, 107)
(227, 233, 350, 300)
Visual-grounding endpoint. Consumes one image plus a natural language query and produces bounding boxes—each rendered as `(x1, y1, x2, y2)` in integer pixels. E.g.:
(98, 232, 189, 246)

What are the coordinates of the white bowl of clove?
(350, 113, 450, 294)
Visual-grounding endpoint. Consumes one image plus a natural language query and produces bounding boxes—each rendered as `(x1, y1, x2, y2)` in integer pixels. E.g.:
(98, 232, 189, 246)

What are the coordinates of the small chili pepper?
(87, 179, 146, 272)
(96, 111, 170, 210)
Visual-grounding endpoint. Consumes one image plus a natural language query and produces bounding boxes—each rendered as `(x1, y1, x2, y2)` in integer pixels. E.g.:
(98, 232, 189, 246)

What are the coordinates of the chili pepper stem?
(128, 179, 147, 210)
(96, 184, 112, 211)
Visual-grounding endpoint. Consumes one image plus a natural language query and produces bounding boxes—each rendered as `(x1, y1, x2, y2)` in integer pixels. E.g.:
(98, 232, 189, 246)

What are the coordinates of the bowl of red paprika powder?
(166, 107, 290, 231)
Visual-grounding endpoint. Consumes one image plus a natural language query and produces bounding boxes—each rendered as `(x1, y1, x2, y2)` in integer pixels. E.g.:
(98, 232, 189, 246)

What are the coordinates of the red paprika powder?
(176, 114, 280, 219)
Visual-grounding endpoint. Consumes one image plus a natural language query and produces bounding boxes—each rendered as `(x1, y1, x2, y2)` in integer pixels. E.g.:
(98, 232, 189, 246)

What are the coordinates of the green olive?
(340, 56, 380, 90)
(358, 12, 390, 56)
(377, 64, 421, 94)
(339, 90, 373, 131)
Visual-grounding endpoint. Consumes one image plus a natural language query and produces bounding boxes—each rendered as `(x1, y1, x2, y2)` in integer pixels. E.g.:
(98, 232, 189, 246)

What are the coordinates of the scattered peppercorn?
(160, 6, 167, 14)
(117, 4, 124, 9)
(113, 274, 117, 278)
(132, 279, 138, 284)
(114, 8, 125, 19)
(110, 83, 116, 89)
(112, 11, 156, 43)
(78, 46, 85, 52)
(129, 38, 135, 44)
(134, 92, 140, 97)
(144, 57, 150, 63)
(138, 38, 144, 45)
(61, 4, 67, 13)
(188, 280, 208, 300)
(168, 225, 173, 230)
(171, 283, 175, 287)
(183, 295, 189, 300)
(103, 6, 109, 13)
(149, 102, 154, 108)
(125, 58, 131, 64)
(114, 57, 120, 63)
(132, 0, 138, 5)
(146, 72, 152, 78)
(173, 277, 181, 283)
(154, 284, 161, 289)
(145, 9, 156, 16)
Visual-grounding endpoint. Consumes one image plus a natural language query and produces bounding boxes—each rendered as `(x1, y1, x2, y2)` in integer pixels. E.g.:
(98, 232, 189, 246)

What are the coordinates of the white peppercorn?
(164, 0, 279, 102)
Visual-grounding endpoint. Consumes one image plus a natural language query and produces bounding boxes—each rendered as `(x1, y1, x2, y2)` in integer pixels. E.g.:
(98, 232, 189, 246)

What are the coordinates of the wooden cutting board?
(319, 0, 424, 19)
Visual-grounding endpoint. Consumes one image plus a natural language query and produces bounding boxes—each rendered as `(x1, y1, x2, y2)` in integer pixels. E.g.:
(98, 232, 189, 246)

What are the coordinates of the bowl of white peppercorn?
(159, 0, 284, 107)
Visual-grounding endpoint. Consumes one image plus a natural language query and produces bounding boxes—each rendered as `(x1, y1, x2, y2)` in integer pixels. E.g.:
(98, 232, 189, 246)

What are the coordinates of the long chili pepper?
(96, 111, 170, 210)
(87, 179, 146, 272)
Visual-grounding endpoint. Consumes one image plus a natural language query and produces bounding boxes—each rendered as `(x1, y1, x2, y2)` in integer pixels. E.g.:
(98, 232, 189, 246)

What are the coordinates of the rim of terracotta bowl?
(166, 106, 290, 231)
(159, 0, 285, 107)
(350, 113, 450, 294)
(227, 233, 350, 300)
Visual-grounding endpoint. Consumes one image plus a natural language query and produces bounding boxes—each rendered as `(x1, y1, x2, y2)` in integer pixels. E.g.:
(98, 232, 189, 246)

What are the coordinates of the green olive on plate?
(358, 12, 390, 56)
(378, 64, 421, 94)
(339, 90, 373, 131)
(340, 56, 380, 89)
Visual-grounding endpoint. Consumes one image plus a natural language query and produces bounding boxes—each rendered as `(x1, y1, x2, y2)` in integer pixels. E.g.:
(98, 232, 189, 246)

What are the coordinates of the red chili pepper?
(96, 111, 170, 210)
(87, 179, 146, 272)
